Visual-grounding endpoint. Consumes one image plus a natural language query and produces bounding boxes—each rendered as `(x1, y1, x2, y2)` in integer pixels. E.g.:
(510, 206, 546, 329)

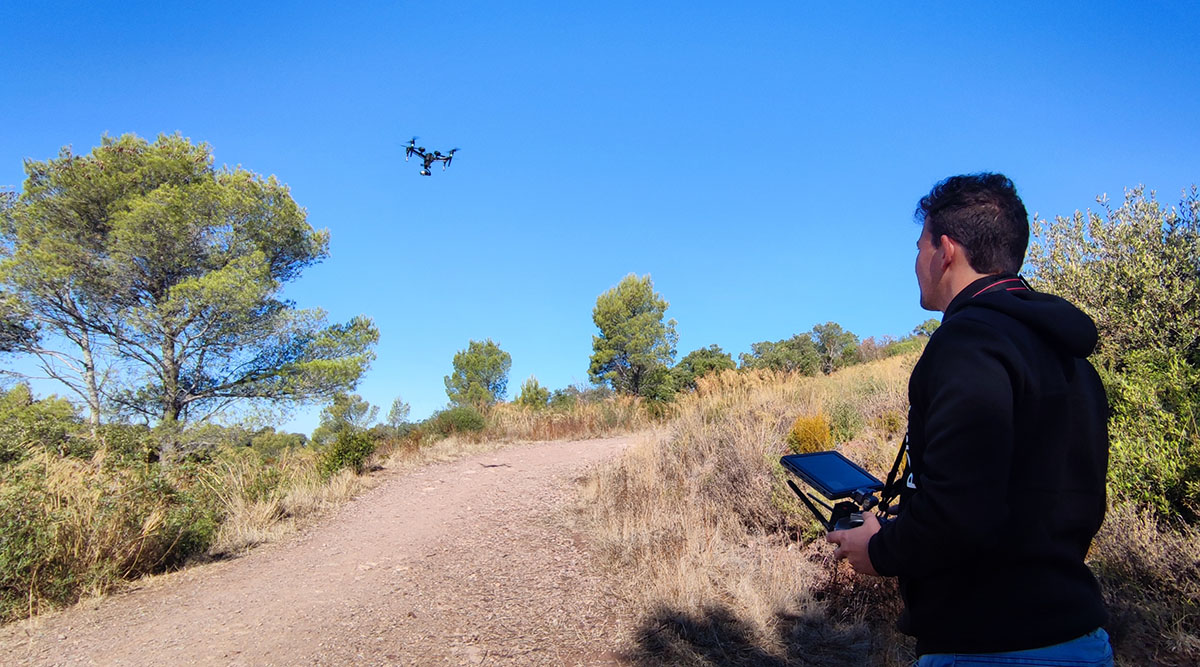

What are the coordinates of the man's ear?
(938, 234, 958, 270)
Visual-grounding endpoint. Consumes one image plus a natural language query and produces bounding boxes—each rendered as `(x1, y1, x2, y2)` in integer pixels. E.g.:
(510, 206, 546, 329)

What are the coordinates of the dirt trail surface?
(1, 436, 636, 666)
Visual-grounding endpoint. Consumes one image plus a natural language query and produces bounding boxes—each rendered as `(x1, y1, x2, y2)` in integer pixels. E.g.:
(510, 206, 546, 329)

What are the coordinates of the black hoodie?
(868, 274, 1109, 655)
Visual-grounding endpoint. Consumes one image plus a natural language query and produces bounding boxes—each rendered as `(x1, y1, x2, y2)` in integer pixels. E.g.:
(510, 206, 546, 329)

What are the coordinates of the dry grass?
(380, 431, 513, 469)
(0, 443, 380, 622)
(2, 450, 210, 621)
(483, 396, 654, 442)
(581, 353, 1200, 665)
(207, 448, 372, 555)
(1091, 503, 1200, 666)
(579, 357, 918, 666)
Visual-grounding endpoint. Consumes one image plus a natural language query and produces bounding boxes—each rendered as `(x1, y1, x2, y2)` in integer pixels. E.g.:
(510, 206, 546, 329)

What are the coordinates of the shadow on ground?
(625, 569, 913, 666)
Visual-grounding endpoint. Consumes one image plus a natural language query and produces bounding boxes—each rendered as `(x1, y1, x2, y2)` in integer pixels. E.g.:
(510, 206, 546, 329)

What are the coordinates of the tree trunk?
(80, 330, 101, 437)
(159, 335, 182, 461)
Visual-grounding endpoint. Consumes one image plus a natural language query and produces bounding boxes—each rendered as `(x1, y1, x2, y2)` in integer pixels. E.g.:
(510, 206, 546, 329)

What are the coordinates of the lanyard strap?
(879, 436, 907, 511)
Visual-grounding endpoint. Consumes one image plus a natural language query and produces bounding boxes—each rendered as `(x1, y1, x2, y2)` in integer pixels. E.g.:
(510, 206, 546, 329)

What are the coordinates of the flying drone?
(405, 138, 458, 176)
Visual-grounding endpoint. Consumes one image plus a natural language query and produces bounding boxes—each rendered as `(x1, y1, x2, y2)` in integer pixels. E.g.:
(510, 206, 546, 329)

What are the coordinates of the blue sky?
(2, 2, 1198, 433)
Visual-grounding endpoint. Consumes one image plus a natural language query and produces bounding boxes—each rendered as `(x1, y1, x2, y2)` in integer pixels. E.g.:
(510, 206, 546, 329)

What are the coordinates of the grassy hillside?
(580, 353, 1200, 666)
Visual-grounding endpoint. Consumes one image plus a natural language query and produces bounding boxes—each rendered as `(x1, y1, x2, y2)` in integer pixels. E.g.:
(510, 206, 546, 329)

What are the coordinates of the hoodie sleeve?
(869, 317, 1016, 578)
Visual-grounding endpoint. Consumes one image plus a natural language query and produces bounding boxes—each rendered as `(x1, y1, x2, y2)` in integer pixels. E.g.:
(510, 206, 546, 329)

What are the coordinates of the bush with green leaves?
(96, 422, 155, 463)
(1027, 186, 1199, 518)
(739, 334, 820, 374)
(672, 344, 735, 391)
(548, 388, 578, 410)
(637, 365, 677, 403)
(249, 427, 307, 460)
(0, 456, 220, 622)
(911, 319, 940, 337)
(0, 383, 80, 464)
(516, 375, 550, 408)
(429, 405, 487, 436)
(881, 336, 927, 358)
(311, 393, 378, 447)
(548, 383, 612, 410)
(318, 430, 377, 477)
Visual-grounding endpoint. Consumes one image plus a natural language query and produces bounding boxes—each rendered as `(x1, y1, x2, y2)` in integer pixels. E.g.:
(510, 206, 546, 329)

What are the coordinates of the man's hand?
(825, 511, 882, 576)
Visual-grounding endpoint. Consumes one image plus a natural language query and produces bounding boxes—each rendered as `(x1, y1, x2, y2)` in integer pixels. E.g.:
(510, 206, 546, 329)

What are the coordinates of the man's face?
(915, 223, 939, 311)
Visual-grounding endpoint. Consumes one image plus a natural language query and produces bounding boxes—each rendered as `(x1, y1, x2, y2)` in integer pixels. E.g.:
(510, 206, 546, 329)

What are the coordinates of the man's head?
(916, 173, 1029, 274)
(913, 173, 1029, 311)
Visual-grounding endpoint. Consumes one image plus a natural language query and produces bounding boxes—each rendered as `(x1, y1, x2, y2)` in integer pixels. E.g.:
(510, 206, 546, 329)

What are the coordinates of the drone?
(404, 138, 458, 176)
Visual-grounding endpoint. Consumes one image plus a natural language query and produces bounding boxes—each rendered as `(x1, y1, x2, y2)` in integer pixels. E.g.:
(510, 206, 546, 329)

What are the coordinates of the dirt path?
(0, 436, 636, 666)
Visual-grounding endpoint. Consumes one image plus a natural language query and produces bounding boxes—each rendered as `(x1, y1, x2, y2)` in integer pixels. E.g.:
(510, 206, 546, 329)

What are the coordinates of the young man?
(826, 174, 1113, 665)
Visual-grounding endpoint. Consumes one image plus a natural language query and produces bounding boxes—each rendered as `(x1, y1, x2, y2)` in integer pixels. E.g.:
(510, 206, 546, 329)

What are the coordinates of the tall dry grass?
(203, 447, 371, 555)
(579, 356, 916, 666)
(0, 444, 372, 623)
(1091, 504, 1200, 666)
(483, 395, 654, 442)
(581, 352, 1200, 666)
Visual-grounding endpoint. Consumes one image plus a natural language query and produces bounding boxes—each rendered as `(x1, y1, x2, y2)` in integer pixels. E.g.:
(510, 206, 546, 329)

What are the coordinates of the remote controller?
(833, 512, 864, 531)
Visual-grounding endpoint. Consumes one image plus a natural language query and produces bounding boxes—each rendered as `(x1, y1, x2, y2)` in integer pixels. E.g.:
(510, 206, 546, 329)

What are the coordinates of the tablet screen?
(781, 451, 883, 499)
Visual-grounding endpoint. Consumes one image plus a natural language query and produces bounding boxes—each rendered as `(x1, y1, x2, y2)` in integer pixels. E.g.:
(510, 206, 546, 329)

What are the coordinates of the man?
(826, 174, 1112, 665)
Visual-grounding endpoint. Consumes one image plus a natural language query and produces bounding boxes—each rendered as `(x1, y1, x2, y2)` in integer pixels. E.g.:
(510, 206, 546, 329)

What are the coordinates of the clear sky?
(2, 2, 1198, 434)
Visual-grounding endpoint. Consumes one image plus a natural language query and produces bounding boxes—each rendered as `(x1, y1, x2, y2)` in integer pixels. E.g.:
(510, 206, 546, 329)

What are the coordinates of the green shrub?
(874, 410, 906, 439)
(96, 423, 155, 463)
(516, 375, 550, 409)
(311, 393, 379, 447)
(882, 336, 926, 358)
(548, 389, 578, 410)
(249, 428, 307, 460)
(0, 384, 80, 463)
(1028, 186, 1199, 518)
(829, 399, 865, 442)
(672, 344, 736, 391)
(368, 422, 418, 443)
(1102, 351, 1200, 519)
(429, 405, 487, 437)
(0, 455, 221, 622)
(318, 430, 377, 477)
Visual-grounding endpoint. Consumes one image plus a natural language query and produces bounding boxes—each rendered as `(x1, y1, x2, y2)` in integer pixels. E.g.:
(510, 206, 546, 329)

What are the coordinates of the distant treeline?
(444, 273, 938, 414)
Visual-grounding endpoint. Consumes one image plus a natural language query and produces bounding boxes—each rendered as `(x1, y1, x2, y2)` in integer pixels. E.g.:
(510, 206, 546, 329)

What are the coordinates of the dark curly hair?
(916, 173, 1029, 274)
